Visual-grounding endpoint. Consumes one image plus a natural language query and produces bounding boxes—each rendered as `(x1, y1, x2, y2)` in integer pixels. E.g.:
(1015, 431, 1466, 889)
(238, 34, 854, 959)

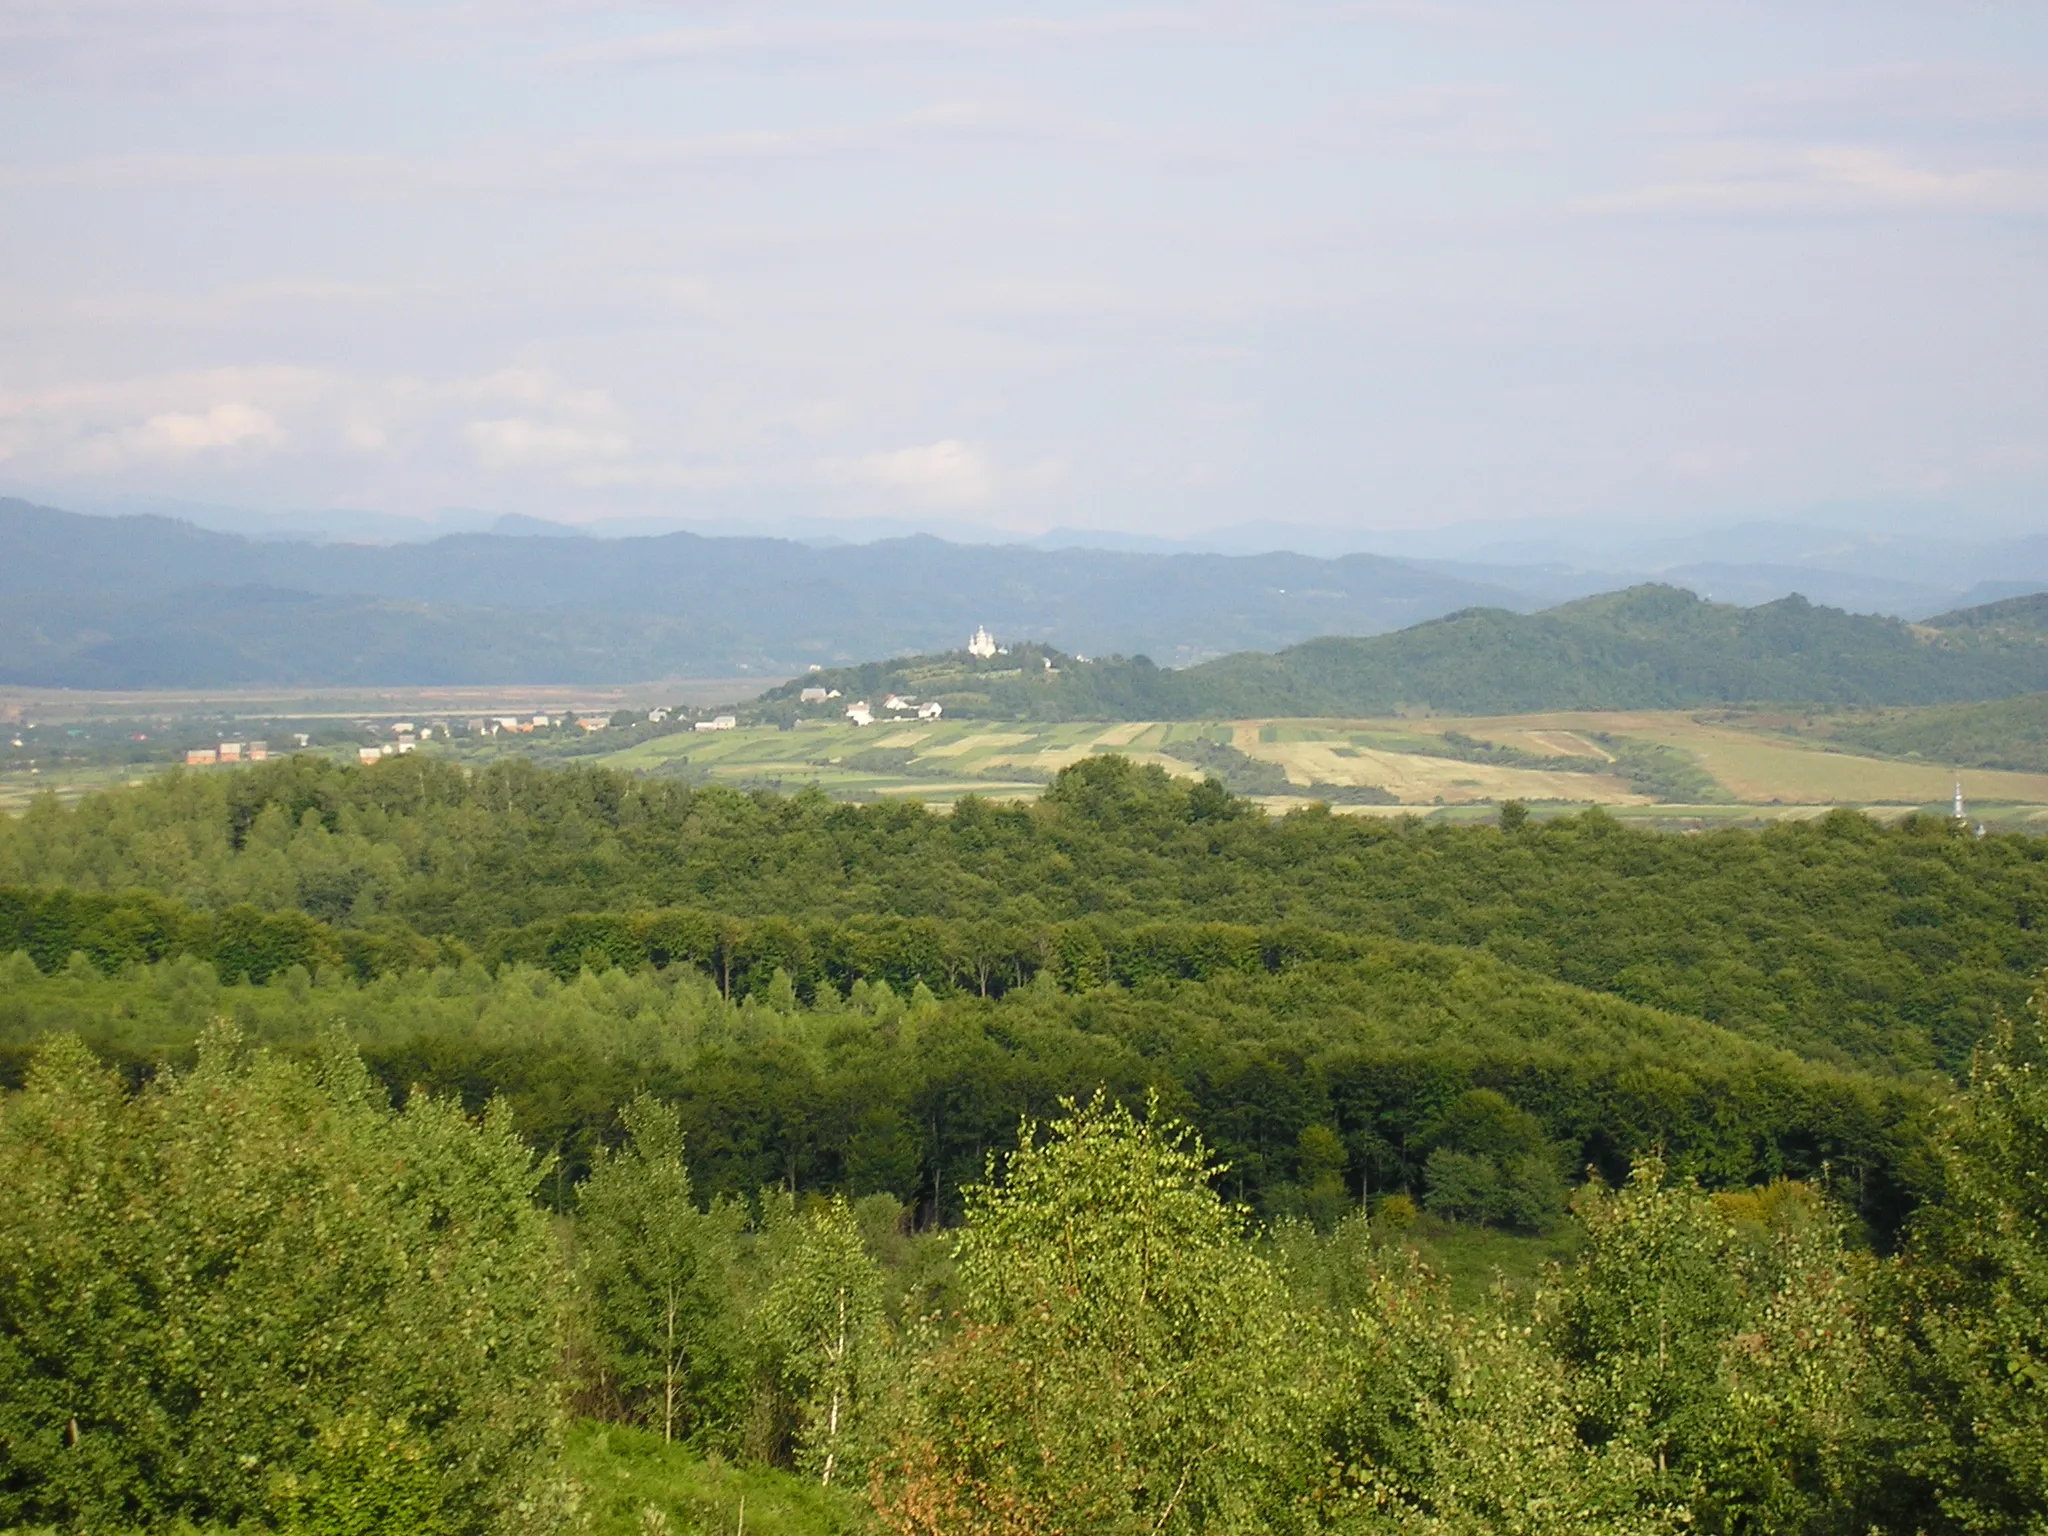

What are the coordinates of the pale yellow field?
(1230, 724, 1647, 805)
(1442, 711, 2048, 805)
(1091, 722, 1153, 747)
(919, 732, 1036, 758)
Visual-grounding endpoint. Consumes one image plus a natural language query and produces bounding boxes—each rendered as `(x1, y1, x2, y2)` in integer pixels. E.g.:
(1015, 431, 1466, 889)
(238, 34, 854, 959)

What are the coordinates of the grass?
(1395, 1215, 1585, 1311)
(0, 763, 164, 813)
(564, 1423, 865, 1536)
(1437, 710, 2048, 805)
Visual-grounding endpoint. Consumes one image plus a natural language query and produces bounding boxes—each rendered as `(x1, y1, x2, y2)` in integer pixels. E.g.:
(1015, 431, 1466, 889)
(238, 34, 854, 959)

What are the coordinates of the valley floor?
(9, 697, 2048, 831)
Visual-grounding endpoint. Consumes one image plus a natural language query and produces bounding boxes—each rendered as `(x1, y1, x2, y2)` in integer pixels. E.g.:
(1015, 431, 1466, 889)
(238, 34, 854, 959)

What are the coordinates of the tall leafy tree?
(0, 1024, 563, 1535)
(577, 1092, 746, 1447)
(755, 1193, 887, 1486)
(878, 1093, 1307, 1536)
(1345, 1272, 1676, 1536)
(1893, 990, 2048, 1534)
(1551, 1158, 1878, 1535)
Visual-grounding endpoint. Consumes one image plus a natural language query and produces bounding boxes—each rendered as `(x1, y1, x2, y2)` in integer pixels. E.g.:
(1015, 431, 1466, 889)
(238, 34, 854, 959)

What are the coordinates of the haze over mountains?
(5, 496, 2047, 694)
(46, 492, 2048, 619)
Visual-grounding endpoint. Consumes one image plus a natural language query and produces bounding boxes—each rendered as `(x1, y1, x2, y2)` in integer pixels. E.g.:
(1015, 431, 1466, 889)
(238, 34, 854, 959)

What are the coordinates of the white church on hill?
(968, 624, 998, 658)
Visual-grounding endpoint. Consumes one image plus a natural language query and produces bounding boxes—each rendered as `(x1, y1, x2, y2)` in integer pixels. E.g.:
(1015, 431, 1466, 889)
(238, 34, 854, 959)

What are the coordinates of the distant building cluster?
(186, 741, 268, 766)
(844, 696, 943, 727)
(805, 625, 1002, 728)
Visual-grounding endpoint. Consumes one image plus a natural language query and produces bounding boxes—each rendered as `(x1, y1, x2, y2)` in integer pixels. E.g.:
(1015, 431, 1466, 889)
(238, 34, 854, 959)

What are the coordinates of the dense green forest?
(5, 1017, 2047, 1535)
(753, 585, 2048, 722)
(4, 751, 2048, 1533)
(4, 753, 2042, 1072)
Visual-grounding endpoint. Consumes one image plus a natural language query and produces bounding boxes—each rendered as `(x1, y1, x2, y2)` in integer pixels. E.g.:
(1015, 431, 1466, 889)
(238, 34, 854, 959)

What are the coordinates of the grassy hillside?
(1808, 693, 2048, 774)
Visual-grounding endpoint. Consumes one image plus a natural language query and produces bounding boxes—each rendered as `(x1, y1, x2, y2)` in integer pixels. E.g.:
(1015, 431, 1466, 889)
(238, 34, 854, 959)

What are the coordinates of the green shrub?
(0, 1026, 565, 1534)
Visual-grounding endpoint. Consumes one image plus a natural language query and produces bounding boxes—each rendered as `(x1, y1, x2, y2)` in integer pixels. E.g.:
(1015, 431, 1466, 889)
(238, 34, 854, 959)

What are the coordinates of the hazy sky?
(2, 1, 2045, 539)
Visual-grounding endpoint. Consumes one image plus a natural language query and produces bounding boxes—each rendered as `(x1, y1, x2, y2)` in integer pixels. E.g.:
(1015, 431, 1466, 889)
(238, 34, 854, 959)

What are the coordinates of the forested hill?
(5, 752, 2043, 1081)
(758, 585, 2048, 720)
(8, 752, 2048, 1533)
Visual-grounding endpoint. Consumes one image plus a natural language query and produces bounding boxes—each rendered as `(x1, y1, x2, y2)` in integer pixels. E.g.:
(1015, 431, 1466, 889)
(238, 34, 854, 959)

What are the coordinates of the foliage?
(0, 940, 1935, 1239)
(4, 753, 2045, 1079)
(0, 1025, 563, 1534)
(1891, 986, 2048, 1534)
(1324, 1257, 1677, 1536)
(576, 1094, 748, 1448)
(1551, 1160, 1880, 1536)
(753, 1195, 888, 1487)
(1417, 1090, 1569, 1233)
(878, 1095, 1308, 1536)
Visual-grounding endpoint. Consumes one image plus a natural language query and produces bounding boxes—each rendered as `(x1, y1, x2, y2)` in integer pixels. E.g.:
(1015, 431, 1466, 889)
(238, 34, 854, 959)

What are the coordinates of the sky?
(1, 1, 2045, 544)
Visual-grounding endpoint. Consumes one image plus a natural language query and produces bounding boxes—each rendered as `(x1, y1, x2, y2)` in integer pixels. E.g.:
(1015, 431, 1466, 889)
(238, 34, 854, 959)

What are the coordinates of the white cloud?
(0, 364, 634, 483)
(463, 417, 630, 467)
(843, 440, 996, 506)
(128, 402, 281, 457)
(1581, 142, 2048, 217)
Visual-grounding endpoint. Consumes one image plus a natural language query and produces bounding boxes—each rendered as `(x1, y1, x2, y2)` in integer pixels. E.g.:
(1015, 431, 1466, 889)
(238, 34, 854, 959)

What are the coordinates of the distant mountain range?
(3, 497, 2045, 695)
(29, 492, 2048, 618)
(756, 588, 2048, 721)
(0, 498, 1520, 686)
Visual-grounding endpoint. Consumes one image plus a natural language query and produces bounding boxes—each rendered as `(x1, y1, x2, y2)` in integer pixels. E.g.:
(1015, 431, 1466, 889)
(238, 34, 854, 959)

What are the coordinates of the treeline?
(0, 944, 1931, 1235)
(4, 752, 2045, 1071)
(752, 586, 2048, 723)
(6, 1017, 2047, 1534)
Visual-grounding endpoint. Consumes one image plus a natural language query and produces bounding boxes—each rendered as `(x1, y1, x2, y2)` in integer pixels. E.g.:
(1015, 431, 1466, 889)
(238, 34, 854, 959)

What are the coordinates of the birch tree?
(756, 1194, 885, 1486)
(578, 1092, 745, 1447)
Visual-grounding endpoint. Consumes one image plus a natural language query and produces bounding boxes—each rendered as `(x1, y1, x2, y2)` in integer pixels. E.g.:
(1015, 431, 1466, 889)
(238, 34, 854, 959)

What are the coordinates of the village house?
(844, 700, 874, 727)
(694, 715, 738, 732)
(917, 701, 944, 720)
(799, 687, 831, 703)
(883, 693, 913, 712)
